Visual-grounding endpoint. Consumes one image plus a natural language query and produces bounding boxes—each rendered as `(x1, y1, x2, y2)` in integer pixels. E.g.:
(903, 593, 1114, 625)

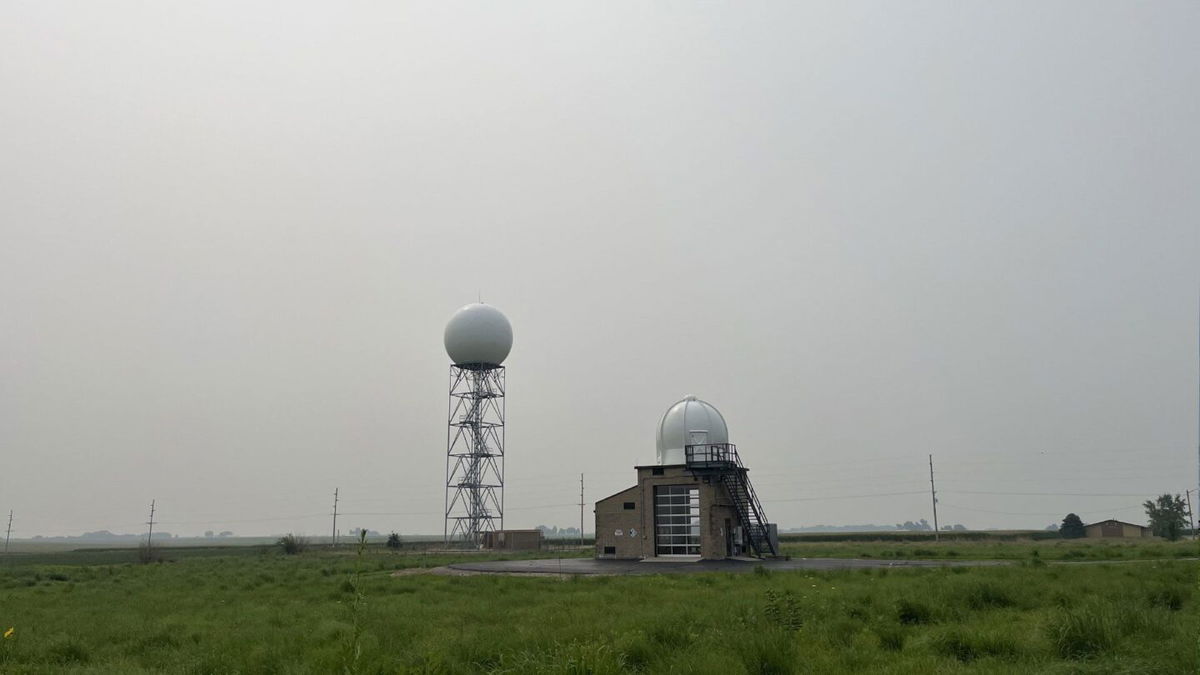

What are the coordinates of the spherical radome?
(444, 303, 513, 367)
(655, 395, 729, 465)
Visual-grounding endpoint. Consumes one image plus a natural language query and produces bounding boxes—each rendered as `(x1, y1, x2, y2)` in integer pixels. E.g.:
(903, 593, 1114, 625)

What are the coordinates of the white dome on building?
(655, 395, 729, 465)
(443, 303, 513, 368)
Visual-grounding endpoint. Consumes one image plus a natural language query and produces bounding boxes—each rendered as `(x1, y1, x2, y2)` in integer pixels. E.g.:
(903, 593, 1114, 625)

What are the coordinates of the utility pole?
(4, 511, 12, 557)
(1186, 490, 1196, 541)
(146, 500, 156, 554)
(331, 488, 339, 549)
(579, 473, 585, 547)
(928, 455, 939, 542)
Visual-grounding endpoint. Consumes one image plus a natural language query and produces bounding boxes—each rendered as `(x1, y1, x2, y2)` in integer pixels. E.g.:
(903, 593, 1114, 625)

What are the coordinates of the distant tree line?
(536, 525, 581, 538)
(785, 522, 967, 533)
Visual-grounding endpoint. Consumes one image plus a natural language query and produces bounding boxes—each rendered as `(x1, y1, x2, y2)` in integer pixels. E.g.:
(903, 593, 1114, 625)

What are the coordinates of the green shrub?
(932, 628, 1020, 662)
(1147, 587, 1184, 611)
(137, 542, 162, 564)
(646, 620, 698, 648)
(896, 599, 933, 625)
(821, 617, 861, 648)
(1050, 590, 1074, 608)
(874, 625, 905, 651)
(960, 581, 1016, 610)
(44, 636, 90, 665)
(276, 534, 309, 555)
(1046, 602, 1117, 659)
(763, 589, 803, 631)
(133, 631, 181, 652)
(734, 628, 798, 675)
(614, 631, 654, 670)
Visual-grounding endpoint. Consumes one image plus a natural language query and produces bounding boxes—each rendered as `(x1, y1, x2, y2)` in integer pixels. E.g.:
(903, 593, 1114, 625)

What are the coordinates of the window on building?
(652, 467, 664, 476)
(603, 546, 616, 555)
(623, 502, 636, 510)
(654, 485, 700, 556)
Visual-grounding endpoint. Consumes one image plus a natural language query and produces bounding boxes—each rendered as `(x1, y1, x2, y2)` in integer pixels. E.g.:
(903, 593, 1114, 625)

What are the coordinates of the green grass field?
(778, 536, 1200, 562)
(0, 539, 1196, 674)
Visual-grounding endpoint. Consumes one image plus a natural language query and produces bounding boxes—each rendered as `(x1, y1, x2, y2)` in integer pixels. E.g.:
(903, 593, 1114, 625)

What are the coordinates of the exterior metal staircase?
(685, 443, 777, 557)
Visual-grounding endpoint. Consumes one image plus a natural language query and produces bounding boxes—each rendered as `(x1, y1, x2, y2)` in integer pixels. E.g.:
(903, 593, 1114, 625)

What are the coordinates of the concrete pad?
(446, 557, 1008, 576)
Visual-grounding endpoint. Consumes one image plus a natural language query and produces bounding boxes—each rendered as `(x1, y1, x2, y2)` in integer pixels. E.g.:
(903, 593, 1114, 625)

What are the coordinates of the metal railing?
(684, 443, 777, 557)
(684, 443, 739, 468)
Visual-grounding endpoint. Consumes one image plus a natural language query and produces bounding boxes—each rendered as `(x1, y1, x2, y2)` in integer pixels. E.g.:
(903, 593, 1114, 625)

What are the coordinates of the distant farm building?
(1083, 519, 1151, 539)
(480, 529, 542, 551)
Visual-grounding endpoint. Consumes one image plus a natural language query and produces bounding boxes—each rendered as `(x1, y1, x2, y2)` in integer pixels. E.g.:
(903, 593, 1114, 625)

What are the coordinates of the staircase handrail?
(730, 450, 773, 553)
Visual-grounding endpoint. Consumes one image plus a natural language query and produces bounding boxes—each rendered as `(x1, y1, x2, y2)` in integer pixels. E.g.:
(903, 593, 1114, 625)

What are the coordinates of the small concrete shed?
(480, 529, 543, 551)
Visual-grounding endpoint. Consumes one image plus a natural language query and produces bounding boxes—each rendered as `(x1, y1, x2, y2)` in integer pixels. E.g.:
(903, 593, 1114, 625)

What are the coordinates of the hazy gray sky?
(2, 2, 1198, 537)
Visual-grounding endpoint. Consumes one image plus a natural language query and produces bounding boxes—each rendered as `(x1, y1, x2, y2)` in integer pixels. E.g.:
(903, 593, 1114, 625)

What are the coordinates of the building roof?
(656, 395, 729, 464)
(1082, 519, 1148, 529)
(595, 485, 637, 503)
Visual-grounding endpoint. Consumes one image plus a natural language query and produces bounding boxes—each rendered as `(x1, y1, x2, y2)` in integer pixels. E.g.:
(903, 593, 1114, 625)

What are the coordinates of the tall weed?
(1046, 600, 1117, 659)
(763, 589, 804, 631)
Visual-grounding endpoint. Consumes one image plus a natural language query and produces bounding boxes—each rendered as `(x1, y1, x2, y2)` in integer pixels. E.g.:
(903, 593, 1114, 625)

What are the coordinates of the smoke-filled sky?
(2, 2, 1198, 538)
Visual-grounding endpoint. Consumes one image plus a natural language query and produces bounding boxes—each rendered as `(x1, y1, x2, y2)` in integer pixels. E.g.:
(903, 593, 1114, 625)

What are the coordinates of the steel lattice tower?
(444, 364, 505, 545)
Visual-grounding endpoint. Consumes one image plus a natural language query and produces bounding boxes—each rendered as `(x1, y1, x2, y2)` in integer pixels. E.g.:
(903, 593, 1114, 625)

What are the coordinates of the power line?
(151, 500, 584, 527)
(336, 501, 581, 518)
(943, 490, 1160, 498)
(938, 501, 1144, 517)
(155, 514, 329, 526)
(762, 490, 928, 503)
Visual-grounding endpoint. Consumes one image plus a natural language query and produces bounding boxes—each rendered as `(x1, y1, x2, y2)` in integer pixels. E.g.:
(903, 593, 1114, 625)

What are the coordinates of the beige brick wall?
(594, 486, 641, 559)
(594, 465, 744, 560)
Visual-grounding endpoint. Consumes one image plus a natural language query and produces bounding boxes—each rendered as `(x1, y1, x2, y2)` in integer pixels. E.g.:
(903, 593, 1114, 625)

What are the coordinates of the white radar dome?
(443, 303, 513, 368)
(655, 395, 729, 465)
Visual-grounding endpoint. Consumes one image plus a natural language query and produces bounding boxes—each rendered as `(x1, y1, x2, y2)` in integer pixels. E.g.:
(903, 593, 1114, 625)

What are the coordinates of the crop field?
(0, 539, 1196, 674)
(777, 536, 1200, 562)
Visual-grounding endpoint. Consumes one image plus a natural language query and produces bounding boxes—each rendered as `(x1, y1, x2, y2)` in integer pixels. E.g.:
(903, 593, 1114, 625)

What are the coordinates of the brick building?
(594, 396, 777, 560)
(480, 529, 543, 550)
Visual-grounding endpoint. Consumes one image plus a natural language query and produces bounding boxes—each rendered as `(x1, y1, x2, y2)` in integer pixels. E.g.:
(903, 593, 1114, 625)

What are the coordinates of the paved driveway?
(447, 557, 1008, 576)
